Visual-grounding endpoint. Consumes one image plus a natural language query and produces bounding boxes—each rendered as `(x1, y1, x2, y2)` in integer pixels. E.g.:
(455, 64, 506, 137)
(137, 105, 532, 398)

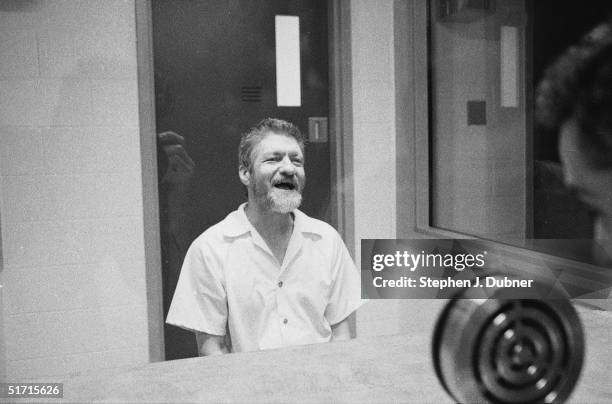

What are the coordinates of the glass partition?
(428, 0, 612, 265)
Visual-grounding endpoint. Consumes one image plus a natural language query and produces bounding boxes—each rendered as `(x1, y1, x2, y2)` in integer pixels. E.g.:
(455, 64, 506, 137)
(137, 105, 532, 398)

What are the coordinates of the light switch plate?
(308, 117, 328, 142)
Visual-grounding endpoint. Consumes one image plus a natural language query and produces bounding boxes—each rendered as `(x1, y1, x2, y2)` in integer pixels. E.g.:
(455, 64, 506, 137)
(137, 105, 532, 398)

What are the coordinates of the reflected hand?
(158, 131, 195, 186)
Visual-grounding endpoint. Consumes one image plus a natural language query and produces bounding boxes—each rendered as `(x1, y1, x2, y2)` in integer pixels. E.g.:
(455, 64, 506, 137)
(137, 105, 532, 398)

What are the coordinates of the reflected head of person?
(537, 20, 612, 250)
(166, 118, 365, 356)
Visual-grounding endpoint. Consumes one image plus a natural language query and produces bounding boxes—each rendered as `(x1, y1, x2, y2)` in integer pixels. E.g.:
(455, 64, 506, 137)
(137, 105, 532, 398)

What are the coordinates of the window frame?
(135, 0, 356, 360)
(406, 1, 610, 308)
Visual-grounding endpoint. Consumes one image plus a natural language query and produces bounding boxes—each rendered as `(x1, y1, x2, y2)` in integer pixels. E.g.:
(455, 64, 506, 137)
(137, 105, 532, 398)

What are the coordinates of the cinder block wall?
(350, 0, 405, 338)
(0, 0, 149, 380)
(0, 0, 426, 378)
(350, 0, 450, 339)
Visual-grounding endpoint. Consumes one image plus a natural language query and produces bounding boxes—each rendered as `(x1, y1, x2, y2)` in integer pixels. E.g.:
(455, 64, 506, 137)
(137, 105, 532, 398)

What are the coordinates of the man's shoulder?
(190, 207, 245, 248)
(296, 210, 342, 240)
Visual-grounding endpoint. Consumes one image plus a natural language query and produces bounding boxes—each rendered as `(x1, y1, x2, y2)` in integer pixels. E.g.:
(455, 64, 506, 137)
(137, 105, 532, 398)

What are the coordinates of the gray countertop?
(51, 305, 611, 403)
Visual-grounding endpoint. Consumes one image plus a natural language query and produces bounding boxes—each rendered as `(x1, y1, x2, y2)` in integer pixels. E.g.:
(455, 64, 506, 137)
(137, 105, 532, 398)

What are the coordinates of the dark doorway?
(152, 0, 332, 360)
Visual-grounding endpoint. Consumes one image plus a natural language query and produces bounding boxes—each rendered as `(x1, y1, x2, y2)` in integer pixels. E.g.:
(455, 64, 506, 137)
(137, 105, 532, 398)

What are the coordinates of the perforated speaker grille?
(474, 300, 581, 403)
(433, 285, 584, 404)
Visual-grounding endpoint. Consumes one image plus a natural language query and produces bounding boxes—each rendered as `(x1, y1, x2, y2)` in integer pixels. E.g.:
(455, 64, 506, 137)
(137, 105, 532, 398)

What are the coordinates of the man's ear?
(238, 166, 250, 186)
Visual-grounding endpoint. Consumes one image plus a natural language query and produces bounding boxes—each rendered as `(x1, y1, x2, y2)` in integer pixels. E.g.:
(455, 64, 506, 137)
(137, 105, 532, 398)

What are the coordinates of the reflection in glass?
(428, 0, 612, 265)
(430, 0, 528, 242)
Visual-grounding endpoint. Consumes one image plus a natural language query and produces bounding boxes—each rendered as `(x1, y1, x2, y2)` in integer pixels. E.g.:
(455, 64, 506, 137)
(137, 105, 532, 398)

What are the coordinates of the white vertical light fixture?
(500, 25, 519, 108)
(275, 15, 301, 107)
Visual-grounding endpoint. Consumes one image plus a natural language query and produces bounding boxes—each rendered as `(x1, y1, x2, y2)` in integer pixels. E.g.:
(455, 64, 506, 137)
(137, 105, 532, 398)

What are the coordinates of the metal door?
(152, 0, 331, 360)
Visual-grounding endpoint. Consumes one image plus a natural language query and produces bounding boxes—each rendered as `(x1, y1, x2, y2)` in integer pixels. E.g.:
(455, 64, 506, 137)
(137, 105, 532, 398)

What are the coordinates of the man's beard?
(252, 178, 304, 214)
(266, 188, 302, 213)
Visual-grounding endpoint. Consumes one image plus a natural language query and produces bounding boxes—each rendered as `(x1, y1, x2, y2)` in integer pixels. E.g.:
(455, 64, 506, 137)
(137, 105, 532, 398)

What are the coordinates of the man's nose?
(279, 156, 297, 174)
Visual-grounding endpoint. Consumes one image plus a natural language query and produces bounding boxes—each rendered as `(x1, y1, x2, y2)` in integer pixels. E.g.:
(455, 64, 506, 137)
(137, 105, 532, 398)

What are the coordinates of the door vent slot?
(241, 86, 263, 102)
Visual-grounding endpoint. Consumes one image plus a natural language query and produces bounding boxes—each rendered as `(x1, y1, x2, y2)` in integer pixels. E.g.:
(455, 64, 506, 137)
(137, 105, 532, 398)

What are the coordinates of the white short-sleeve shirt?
(166, 203, 365, 353)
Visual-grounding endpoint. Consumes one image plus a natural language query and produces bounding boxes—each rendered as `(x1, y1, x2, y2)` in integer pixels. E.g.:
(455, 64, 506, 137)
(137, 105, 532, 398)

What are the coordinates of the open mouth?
(274, 180, 296, 190)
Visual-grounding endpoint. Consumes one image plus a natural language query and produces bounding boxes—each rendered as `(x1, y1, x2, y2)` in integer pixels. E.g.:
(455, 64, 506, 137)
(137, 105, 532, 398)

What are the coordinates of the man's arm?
(195, 331, 229, 356)
(330, 314, 353, 342)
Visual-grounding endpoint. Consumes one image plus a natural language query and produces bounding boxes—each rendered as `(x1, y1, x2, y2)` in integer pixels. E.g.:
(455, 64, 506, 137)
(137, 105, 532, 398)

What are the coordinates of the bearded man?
(167, 118, 364, 355)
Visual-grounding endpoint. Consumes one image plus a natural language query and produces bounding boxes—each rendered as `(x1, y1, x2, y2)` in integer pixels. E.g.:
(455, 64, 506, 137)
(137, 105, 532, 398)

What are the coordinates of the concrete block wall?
(350, 0, 405, 338)
(0, 0, 437, 371)
(0, 0, 149, 380)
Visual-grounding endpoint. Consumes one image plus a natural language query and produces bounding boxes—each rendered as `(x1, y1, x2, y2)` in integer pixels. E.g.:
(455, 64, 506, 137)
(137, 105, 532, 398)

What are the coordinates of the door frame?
(135, 0, 354, 361)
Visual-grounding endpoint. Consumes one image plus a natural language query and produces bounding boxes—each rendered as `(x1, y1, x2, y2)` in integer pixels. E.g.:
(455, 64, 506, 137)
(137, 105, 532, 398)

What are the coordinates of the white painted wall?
(351, 0, 397, 254)
(0, 0, 425, 376)
(0, 0, 148, 380)
(350, 0, 411, 338)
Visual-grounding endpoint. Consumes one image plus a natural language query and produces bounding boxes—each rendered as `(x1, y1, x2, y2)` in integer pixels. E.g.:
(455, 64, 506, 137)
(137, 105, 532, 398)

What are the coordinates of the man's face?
(242, 132, 306, 214)
(559, 118, 612, 237)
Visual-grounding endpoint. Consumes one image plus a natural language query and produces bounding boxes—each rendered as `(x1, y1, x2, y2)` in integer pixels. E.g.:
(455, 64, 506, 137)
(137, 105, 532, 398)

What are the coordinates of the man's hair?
(238, 118, 305, 171)
(536, 19, 612, 168)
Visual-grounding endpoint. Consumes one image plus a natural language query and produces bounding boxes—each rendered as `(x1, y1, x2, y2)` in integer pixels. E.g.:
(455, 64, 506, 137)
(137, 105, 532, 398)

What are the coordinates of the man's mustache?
(272, 176, 302, 191)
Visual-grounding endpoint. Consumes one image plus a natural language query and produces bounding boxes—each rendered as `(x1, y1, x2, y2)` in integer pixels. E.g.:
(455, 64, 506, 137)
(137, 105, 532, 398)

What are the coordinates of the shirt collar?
(222, 203, 323, 238)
